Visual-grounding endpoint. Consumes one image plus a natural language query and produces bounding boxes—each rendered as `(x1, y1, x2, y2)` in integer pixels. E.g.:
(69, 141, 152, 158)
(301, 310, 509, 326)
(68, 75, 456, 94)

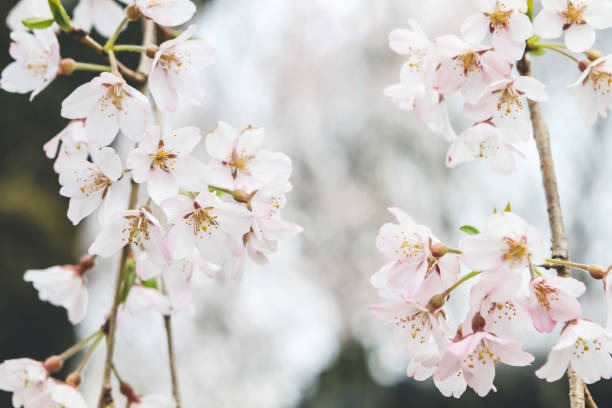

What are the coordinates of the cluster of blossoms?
(0, 0, 301, 407)
(384, 0, 612, 173)
(371, 208, 612, 397)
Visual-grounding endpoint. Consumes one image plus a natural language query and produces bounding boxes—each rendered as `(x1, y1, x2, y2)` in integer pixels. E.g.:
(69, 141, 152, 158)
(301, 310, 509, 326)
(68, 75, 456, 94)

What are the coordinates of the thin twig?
(517, 55, 584, 408)
(584, 385, 598, 408)
(162, 278, 182, 408)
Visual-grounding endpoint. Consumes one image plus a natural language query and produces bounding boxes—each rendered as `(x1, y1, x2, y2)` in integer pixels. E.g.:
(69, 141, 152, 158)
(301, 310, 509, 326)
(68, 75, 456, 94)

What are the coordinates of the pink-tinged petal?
(434, 370, 467, 398)
(548, 275, 586, 296)
(118, 87, 148, 141)
(126, 148, 153, 183)
(93, 147, 122, 181)
(67, 286, 88, 324)
(370, 261, 393, 288)
(459, 234, 505, 270)
(175, 155, 209, 192)
(61, 81, 104, 119)
(148, 169, 179, 204)
(206, 121, 237, 160)
(163, 126, 201, 154)
(208, 160, 234, 189)
(584, 2, 612, 29)
(98, 177, 130, 223)
(564, 23, 595, 52)
(67, 192, 104, 225)
(487, 143, 517, 174)
(244, 150, 292, 190)
(92, 0, 126, 38)
(136, 0, 196, 26)
(434, 34, 469, 58)
(514, 76, 548, 101)
(496, 109, 531, 143)
(149, 66, 179, 113)
(85, 106, 120, 146)
(160, 195, 193, 224)
(88, 217, 129, 257)
(460, 13, 489, 44)
(214, 201, 252, 236)
(542, 0, 567, 11)
(435, 60, 466, 96)
(464, 361, 496, 397)
(488, 339, 534, 366)
(0, 61, 39, 94)
(369, 300, 421, 323)
(72, 0, 93, 33)
(388, 25, 430, 55)
(167, 221, 196, 260)
(194, 226, 231, 265)
(508, 12, 534, 42)
(168, 70, 206, 106)
(387, 207, 416, 226)
(536, 348, 571, 382)
(534, 10, 564, 38)
(435, 354, 462, 381)
(606, 278, 612, 330)
(491, 30, 526, 62)
(463, 87, 500, 121)
(236, 126, 265, 157)
(43, 133, 61, 159)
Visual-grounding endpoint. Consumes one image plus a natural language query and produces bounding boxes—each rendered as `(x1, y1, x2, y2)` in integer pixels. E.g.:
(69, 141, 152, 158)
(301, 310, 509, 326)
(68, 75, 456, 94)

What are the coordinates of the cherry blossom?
(568, 55, 612, 127)
(464, 76, 548, 142)
(24, 265, 88, 324)
(61, 72, 149, 146)
(160, 192, 252, 264)
(58, 146, 126, 225)
(206, 122, 292, 192)
(0, 358, 47, 407)
(124, 284, 171, 315)
(525, 275, 585, 333)
(73, 0, 126, 38)
(446, 122, 524, 173)
(89, 207, 167, 259)
(436, 330, 534, 396)
(119, 0, 196, 27)
(44, 120, 94, 173)
(28, 379, 87, 408)
(460, 211, 546, 272)
(6, 0, 52, 31)
(0, 28, 60, 101)
(149, 25, 216, 113)
(126, 126, 207, 204)
(461, 0, 533, 62)
(405, 343, 467, 398)
(536, 319, 612, 384)
(433, 35, 510, 102)
(534, 0, 612, 52)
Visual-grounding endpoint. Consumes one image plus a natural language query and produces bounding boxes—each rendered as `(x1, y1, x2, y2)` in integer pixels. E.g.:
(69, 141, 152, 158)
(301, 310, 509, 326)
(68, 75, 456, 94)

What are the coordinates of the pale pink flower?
(461, 0, 533, 62)
(160, 192, 252, 263)
(567, 56, 612, 127)
(124, 284, 171, 315)
(536, 319, 612, 384)
(73, 0, 126, 38)
(446, 122, 524, 173)
(61, 72, 149, 145)
(44, 120, 94, 173)
(6, 0, 52, 31)
(58, 147, 125, 225)
(464, 76, 548, 142)
(525, 275, 585, 333)
(28, 379, 87, 408)
(89, 207, 167, 259)
(24, 265, 88, 324)
(206, 122, 292, 192)
(127, 126, 207, 204)
(433, 35, 510, 102)
(149, 25, 216, 112)
(405, 343, 467, 398)
(436, 331, 534, 396)
(459, 211, 546, 271)
(1, 29, 60, 101)
(534, 0, 612, 52)
(0, 358, 47, 407)
(120, 0, 196, 27)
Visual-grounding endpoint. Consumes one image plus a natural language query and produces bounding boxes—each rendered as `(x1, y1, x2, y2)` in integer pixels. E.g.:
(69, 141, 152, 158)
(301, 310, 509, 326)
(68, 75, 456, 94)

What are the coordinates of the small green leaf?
(47, 0, 72, 31)
(119, 257, 137, 304)
(141, 277, 158, 290)
(22, 17, 55, 29)
(459, 225, 480, 235)
(504, 202, 512, 212)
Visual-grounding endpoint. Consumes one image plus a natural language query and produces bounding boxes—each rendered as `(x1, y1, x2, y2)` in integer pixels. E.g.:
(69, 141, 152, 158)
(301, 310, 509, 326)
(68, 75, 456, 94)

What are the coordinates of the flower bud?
(146, 45, 159, 59)
(66, 372, 81, 387)
(126, 4, 141, 21)
(59, 58, 75, 76)
(232, 190, 252, 203)
(588, 264, 606, 280)
(43, 356, 63, 373)
(74, 254, 95, 276)
(430, 242, 448, 258)
(471, 312, 486, 333)
(585, 49, 603, 62)
(426, 294, 446, 312)
(578, 59, 591, 72)
(120, 381, 139, 402)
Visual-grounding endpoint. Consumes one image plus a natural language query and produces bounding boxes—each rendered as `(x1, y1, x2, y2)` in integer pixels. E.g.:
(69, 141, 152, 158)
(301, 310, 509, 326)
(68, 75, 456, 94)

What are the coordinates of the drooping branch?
(517, 55, 584, 408)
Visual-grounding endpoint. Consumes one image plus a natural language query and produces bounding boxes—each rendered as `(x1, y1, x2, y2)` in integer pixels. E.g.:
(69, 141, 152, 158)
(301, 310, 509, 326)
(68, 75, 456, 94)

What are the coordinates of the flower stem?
(161, 278, 182, 408)
(110, 363, 125, 383)
(537, 43, 580, 62)
(108, 49, 119, 74)
(113, 44, 149, 53)
(209, 185, 233, 196)
(545, 258, 589, 271)
(72, 62, 112, 72)
(446, 248, 462, 254)
(57, 330, 102, 361)
(74, 332, 104, 375)
(442, 271, 482, 297)
(104, 16, 129, 52)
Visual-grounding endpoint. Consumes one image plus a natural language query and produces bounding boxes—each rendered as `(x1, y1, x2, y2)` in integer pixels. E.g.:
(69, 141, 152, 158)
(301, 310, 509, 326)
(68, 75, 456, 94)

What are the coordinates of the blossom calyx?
(43, 356, 63, 373)
(588, 264, 606, 280)
(66, 372, 81, 387)
(126, 4, 142, 21)
(120, 381, 140, 403)
(585, 50, 603, 62)
(578, 59, 592, 72)
(74, 255, 95, 276)
(232, 189, 253, 203)
(430, 242, 448, 258)
(426, 294, 446, 313)
(471, 312, 486, 333)
(59, 59, 75, 76)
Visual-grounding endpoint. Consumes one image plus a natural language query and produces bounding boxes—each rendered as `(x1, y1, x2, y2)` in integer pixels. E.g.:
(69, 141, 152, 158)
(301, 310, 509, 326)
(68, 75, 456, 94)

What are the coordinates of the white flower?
(0, 28, 60, 101)
(124, 284, 171, 315)
(0, 358, 47, 407)
(73, 0, 126, 38)
(119, 0, 196, 27)
(44, 120, 94, 173)
(568, 56, 612, 126)
(6, 0, 52, 31)
(149, 25, 216, 112)
(28, 379, 87, 408)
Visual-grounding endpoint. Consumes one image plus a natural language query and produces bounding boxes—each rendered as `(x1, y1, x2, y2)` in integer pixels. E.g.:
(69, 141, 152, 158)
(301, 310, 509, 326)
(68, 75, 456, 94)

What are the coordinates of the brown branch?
(97, 181, 139, 408)
(585, 384, 598, 408)
(517, 55, 584, 408)
(161, 278, 182, 408)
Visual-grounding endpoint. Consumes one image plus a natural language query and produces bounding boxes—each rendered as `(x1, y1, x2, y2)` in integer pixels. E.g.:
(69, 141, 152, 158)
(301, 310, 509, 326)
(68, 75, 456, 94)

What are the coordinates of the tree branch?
(162, 278, 182, 408)
(517, 55, 584, 408)
(585, 384, 598, 408)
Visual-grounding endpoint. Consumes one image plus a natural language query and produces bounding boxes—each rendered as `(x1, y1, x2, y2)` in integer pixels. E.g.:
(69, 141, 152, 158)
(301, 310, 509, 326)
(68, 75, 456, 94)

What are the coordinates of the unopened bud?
(146, 45, 159, 59)
(232, 190, 252, 203)
(472, 312, 486, 333)
(426, 294, 446, 312)
(75, 254, 95, 276)
(43, 356, 63, 374)
(430, 242, 448, 258)
(59, 58, 75, 75)
(588, 264, 606, 280)
(578, 59, 591, 72)
(120, 381, 139, 402)
(126, 4, 141, 21)
(66, 372, 81, 387)
(585, 49, 603, 62)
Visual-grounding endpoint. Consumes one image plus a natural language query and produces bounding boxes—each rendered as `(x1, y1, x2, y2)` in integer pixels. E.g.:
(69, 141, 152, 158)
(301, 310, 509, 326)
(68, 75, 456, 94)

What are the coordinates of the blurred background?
(2, 0, 612, 406)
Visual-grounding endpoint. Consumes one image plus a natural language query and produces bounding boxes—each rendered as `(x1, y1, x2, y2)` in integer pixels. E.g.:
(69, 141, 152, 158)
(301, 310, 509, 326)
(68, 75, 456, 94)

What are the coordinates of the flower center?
(78, 171, 112, 198)
(149, 140, 178, 172)
(533, 283, 559, 311)
(229, 151, 254, 177)
(185, 202, 220, 238)
(394, 232, 423, 263)
(495, 83, 523, 118)
(393, 311, 431, 343)
(562, 2, 586, 27)
(159, 51, 187, 75)
(146, 0, 173, 8)
(122, 212, 152, 245)
(101, 83, 127, 111)
(486, 2, 513, 33)
(455, 51, 482, 76)
(586, 63, 612, 97)
(502, 236, 528, 264)
(573, 337, 602, 358)
(464, 341, 500, 369)
(488, 301, 518, 325)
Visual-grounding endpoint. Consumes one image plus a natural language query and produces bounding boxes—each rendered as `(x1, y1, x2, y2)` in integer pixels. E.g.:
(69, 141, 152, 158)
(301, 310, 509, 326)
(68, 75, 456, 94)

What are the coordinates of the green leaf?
(141, 277, 159, 290)
(504, 202, 512, 212)
(119, 257, 137, 304)
(459, 225, 480, 235)
(22, 17, 55, 29)
(47, 0, 72, 31)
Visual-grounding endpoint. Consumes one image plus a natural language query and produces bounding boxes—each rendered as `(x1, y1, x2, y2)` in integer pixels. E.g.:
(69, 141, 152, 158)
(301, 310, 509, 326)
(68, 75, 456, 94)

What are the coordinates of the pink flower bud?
(43, 356, 63, 373)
